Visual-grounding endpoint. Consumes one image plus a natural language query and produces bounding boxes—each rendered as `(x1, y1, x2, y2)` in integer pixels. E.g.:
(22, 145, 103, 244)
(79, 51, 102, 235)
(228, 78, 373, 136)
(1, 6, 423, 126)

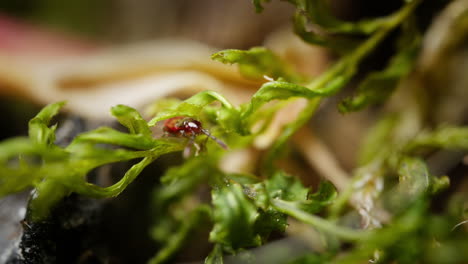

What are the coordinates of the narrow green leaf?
(111, 104, 152, 136)
(272, 199, 367, 241)
(28, 101, 66, 146)
(145, 98, 182, 117)
(212, 47, 302, 82)
(404, 126, 468, 153)
(69, 127, 157, 150)
(66, 144, 144, 163)
(75, 156, 156, 198)
(32, 101, 66, 125)
(240, 40, 370, 123)
(240, 81, 328, 126)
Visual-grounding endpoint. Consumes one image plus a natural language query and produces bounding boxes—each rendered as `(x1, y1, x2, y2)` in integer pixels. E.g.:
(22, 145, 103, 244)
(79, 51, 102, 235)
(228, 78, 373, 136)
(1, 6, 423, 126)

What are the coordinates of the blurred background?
(0, 0, 392, 46)
(0, 0, 402, 164)
(0, 0, 295, 47)
(3, 1, 464, 263)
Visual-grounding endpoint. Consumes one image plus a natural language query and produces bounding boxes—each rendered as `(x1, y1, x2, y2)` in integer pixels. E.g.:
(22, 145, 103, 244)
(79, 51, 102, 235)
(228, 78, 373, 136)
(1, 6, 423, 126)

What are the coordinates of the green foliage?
(0, 101, 182, 220)
(0, 0, 466, 263)
(254, 0, 390, 54)
(112, 104, 152, 136)
(210, 184, 261, 250)
(286, 0, 401, 54)
(335, 199, 468, 264)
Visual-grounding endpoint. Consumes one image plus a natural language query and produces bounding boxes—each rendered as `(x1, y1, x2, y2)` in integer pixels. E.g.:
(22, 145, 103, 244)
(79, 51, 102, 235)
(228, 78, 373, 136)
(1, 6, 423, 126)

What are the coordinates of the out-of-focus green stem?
(263, 0, 422, 174)
(306, 0, 421, 93)
(272, 199, 369, 241)
(262, 98, 320, 174)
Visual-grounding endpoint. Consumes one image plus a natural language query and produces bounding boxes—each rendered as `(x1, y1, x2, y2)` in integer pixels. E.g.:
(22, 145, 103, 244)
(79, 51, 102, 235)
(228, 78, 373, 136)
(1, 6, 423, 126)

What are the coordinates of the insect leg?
(192, 136, 201, 156)
(201, 129, 228, 150)
(183, 136, 194, 158)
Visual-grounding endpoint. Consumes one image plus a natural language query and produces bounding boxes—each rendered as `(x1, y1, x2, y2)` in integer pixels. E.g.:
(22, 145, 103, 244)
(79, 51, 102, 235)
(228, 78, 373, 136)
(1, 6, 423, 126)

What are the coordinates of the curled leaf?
(212, 47, 302, 82)
(111, 104, 151, 136)
(28, 101, 66, 146)
(290, 0, 386, 34)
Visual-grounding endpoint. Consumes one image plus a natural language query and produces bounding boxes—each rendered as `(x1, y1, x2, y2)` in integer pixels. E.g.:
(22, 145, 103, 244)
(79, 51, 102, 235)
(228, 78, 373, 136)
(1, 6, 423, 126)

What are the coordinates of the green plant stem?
(329, 184, 355, 218)
(262, 98, 320, 174)
(74, 143, 183, 198)
(263, 0, 421, 173)
(272, 199, 369, 241)
(306, 0, 421, 93)
(82, 156, 158, 197)
(278, 0, 422, 191)
(205, 243, 224, 264)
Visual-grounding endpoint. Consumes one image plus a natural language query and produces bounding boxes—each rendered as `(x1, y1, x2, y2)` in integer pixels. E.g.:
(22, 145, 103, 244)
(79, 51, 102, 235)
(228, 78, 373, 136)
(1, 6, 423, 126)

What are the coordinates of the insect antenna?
(201, 129, 228, 150)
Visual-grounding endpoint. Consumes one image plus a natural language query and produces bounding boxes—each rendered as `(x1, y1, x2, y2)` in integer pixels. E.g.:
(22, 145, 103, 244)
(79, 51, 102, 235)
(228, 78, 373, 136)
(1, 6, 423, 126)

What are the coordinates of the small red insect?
(163, 116, 228, 157)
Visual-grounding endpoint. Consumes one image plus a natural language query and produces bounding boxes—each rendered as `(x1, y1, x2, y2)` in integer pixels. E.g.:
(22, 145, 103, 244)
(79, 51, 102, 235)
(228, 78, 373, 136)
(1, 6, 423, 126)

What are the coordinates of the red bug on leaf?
(163, 116, 228, 157)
